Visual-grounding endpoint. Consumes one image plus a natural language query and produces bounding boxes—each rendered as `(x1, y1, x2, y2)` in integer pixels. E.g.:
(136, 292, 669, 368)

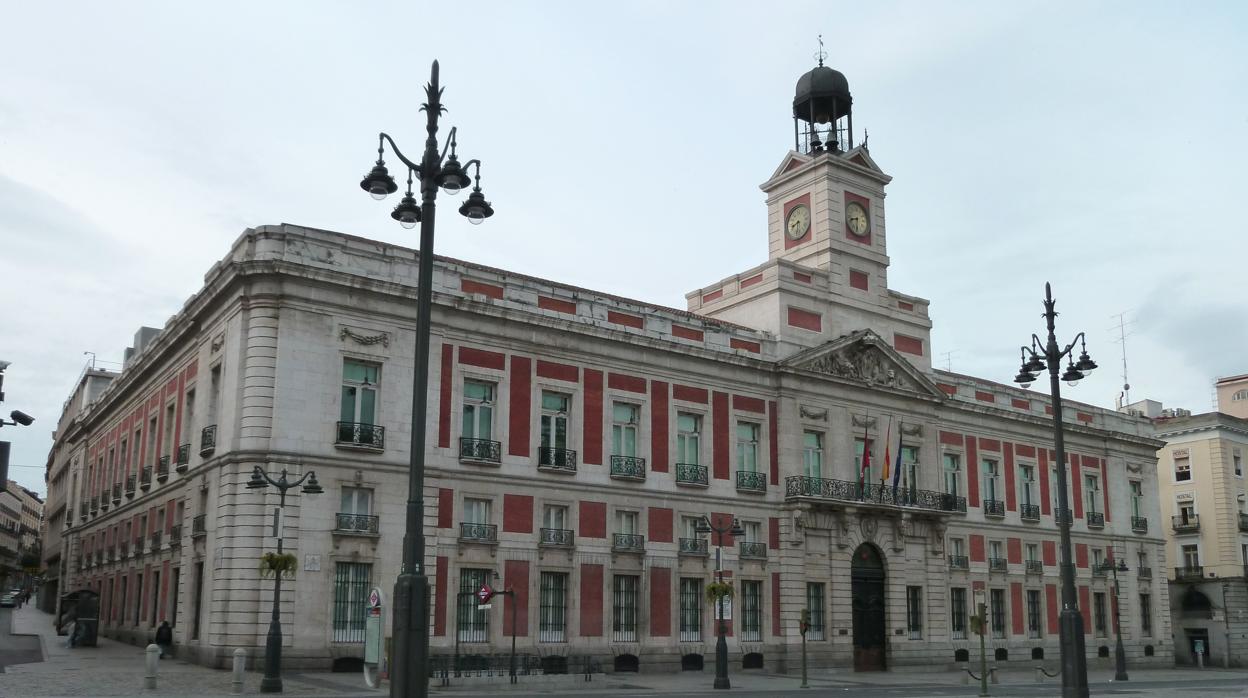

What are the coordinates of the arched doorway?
(851, 543, 887, 671)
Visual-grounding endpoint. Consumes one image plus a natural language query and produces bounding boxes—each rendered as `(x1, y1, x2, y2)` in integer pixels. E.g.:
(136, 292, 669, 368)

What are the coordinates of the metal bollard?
(232, 648, 247, 694)
(990, 667, 999, 685)
(145, 644, 160, 689)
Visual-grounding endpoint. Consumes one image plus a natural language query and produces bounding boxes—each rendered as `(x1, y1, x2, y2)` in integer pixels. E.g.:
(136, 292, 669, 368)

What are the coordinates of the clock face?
(786, 204, 811, 240)
(845, 201, 870, 237)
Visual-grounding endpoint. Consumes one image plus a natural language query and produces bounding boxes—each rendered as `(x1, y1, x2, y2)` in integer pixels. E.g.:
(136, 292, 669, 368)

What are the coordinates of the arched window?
(1233, 389, 1248, 401)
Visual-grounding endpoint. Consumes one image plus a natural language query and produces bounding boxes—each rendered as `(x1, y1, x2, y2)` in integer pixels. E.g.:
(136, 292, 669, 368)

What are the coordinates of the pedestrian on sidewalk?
(155, 620, 173, 659)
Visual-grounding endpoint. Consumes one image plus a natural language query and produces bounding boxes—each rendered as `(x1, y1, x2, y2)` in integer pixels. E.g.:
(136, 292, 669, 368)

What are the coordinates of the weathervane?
(815, 34, 827, 67)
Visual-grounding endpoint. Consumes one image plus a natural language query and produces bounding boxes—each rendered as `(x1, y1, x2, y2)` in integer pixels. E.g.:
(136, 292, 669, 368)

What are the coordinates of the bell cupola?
(792, 57, 853, 154)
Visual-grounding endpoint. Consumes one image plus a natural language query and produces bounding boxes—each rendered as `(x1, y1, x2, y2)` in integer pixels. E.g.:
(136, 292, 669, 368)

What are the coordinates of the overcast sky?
(2, 1, 1246, 497)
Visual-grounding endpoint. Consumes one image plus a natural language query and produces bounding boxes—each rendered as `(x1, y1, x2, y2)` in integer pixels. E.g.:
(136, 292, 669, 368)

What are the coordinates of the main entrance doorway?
(851, 543, 887, 671)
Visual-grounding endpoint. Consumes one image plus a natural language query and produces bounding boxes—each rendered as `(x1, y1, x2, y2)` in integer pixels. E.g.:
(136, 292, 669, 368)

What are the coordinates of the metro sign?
(477, 583, 495, 604)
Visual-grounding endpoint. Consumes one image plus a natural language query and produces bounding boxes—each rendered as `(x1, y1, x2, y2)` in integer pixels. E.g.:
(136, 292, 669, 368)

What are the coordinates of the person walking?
(155, 620, 173, 659)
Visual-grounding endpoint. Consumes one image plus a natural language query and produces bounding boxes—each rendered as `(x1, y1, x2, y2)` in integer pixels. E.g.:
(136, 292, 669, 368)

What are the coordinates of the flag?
(858, 420, 871, 496)
(882, 417, 893, 484)
(891, 422, 904, 499)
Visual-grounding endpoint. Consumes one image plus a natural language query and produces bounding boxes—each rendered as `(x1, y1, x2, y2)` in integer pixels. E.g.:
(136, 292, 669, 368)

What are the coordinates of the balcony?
(678, 537, 708, 556)
(119, 541, 129, 558)
(1020, 504, 1040, 522)
(133, 537, 144, 558)
(106, 546, 115, 562)
(151, 531, 162, 550)
(988, 557, 1007, 573)
(675, 463, 708, 487)
(176, 443, 191, 471)
(1131, 516, 1148, 533)
(611, 533, 645, 553)
(786, 476, 966, 514)
(539, 527, 575, 547)
(336, 421, 385, 451)
(111, 483, 122, 504)
(537, 447, 577, 473)
(79, 502, 88, 521)
(458, 522, 498, 544)
(1025, 560, 1044, 576)
(459, 438, 502, 465)
(609, 455, 646, 481)
(100, 496, 109, 513)
(1055, 508, 1073, 525)
(1172, 514, 1200, 534)
(1175, 565, 1204, 582)
(334, 513, 380, 535)
(191, 514, 207, 538)
(736, 470, 767, 494)
(169, 525, 183, 548)
(200, 424, 217, 456)
(1240, 513, 1248, 533)
(157, 456, 170, 482)
(1092, 564, 1107, 578)
(949, 555, 969, 570)
(1137, 566, 1152, 579)
(140, 465, 152, 491)
(739, 542, 768, 560)
(125, 475, 137, 498)
(90, 496, 99, 513)
(1087, 511, 1105, 529)
(983, 499, 1005, 518)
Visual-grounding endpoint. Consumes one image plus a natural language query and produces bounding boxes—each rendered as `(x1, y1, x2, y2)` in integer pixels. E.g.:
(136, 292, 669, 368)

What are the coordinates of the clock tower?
(688, 60, 933, 371)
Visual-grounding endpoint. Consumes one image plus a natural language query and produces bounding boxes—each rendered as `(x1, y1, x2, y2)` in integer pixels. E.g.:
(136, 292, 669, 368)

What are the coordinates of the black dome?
(793, 65, 852, 124)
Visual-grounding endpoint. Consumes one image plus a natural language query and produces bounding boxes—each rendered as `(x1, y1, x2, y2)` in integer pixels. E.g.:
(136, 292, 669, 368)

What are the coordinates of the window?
(1092, 548, 1104, 571)
(464, 498, 491, 525)
(951, 537, 966, 559)
(147, 417, 157, 466)
(134, 573, 144, 626)
(612, 403, 639, 457)
(1182, 544, 1200, 569)
(462, 380, 495, 440)
(901, 446, 919, 491)
(1085, 474, 1100, 515)
(1019, 464, 1035, 508)
(803, 431, 823, 478)
(1175, 454, 1191, 482)
(539, 572, 568, 642)
(906, 586, 923, 639)
(737, 422, 760, 472)
(676, 413, 701, 464)
(681, 515, 702, 540)
(990, 588, 1006, 638)
(341, 359, 379, 425)
(341, 487, 373, 516)
(950, 587, 967, 639)
(989, 540, 1003, 561)
(1138, 549, 1149, 571)
(742, 520, 761, 544)
(1027, 590, 1042, 638)
(457, 569, 491, 642)
(1026, 543, 1039, 563)
(943, 453, 961, 496)
(1179, 503, 1196, 525)
(740, 580, 763, 642)
(1130, 481, 1143, 518)
(163, 404, 176, 459)
(1093, 592, 1107, 637)
(1234, 389, 1248, 401)
(1235, 449, 1243, 477)
(612, 575, 639, 642)
(540, 391, 569, 451)
(1139, 593, 1152, 636)
(679, 578, 703, 642)
(1243, 544, 1247, 564)
(543, 504, 567, 531)
(983, 458, 1000, 503)
(333, 562, 372, 642)
(807, 583, 826, 640)
(616, 509, 638, 535)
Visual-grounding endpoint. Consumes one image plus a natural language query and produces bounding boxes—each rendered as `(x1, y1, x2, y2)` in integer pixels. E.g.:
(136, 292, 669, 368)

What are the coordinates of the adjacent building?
(50, 63, 1170, 674)
(1, 480, 44, 590)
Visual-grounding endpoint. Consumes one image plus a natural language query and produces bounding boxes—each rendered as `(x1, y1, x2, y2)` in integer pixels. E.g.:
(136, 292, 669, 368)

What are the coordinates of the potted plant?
(705, 581, 734, 603)
(259, 552, 298, 579)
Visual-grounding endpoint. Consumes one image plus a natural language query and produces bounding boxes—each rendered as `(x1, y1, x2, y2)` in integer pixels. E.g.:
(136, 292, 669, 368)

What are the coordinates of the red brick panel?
(771, 572, 782, 637)
(583, 370, 603, 465)
(1010, 583, 1025, 635)
(1046, 584, 1059, 634)
(740, 273, 763, 289)
(648, 507, 673, 543)
(673, 384, 708, 404)
(786, 307, 822, 332)
(768, 401, 779, 486)
(536, 360, 578, 383)
(459, 347, 505, 370)
(732, 395, 766, 413)
(504, 560, 529, 637)
(712, 392, 730, 480)
(608, 372, 646, 394)
(966, 436, 980, 508)
(702, 289, 723, 303)
(894, 334, 923, 356)
(1075, 543, 1088, 568)
(970, 534, 986, 563)
(1016, 444, 1035, 458)
(649, 567, 671, 637)
(509, 356, 531, 457)
(730, 338, 761, 353)
(607, 310, 644, 330)
(793, 271, 812, 284)
(1039, 448, 1051, 516)
(1007, 538, 1022, 565)
(166, 502, 176, 532)
(461, 279, 503, 299)
(437, 489, 454, 528)
(939, 431, 963, 446)
(671, 325, 704, 342)
(1079, 586, 1091, 634)
(898, 300, 913, 310)
(580, 564, 603, 636)
(141, 563, 152, 621)
(538, 295, 576, 314)
(434, 556, 448, 636)
(1004, 443, 1017, 512)
(503, 494, 533, 534)
(159, 560, 171, 622)
(1076, 412, 1093, 423)
(768, 517, 780, 550)
(580, 501, 606, 538)
(849, 270, 869, 291)
(1042, 540, 1057, 567)
(1070, 455, 1084, 519)
(651, 381, 669, 473)
(710, 513, 737, 546)
(1011, 398, 1030, 410)
(937, 383, 957, 396)
(975, 391, 995, 403)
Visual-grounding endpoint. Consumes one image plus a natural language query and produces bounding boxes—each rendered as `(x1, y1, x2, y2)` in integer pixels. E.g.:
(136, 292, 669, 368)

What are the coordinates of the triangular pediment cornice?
(780, 329, 945, 401)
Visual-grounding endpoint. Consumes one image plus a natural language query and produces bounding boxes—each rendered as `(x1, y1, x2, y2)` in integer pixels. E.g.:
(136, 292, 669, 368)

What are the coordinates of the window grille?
(333, 562, 372, 642)
(740, 580, 762, 642)
(1027, 590, 1042, 638)
(806, 582, 826, 640)
(539, 572, 568, 643)
(906, 586, 923, 639)
(950, 587, 967, 639)
(990, 589, 1006, 639)
(457, 568, 490, 643)
(679, 578, 703, 642)
(612, 575, 639, 642)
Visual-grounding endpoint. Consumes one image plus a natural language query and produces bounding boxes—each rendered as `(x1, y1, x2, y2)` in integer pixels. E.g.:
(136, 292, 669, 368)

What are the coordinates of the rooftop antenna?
(1109, 311, 1135, 408)
(940, 350, 956, 372)
(83, 351, 96, 370)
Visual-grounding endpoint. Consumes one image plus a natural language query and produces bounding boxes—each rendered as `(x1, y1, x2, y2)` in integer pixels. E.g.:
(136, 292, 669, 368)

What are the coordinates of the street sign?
(477, 583, 494, 604)
(477, 604, 492, 611)
(368, 588, 382, 609)
(364, 587, 384, 688)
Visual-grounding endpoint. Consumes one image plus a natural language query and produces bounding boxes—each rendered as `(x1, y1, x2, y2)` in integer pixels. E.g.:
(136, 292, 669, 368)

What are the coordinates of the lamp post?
(1100, 555, 1129, 681)
(695, 515, 745, 690)
(357, 60, 493, 698)
(245, 466, 323, 693)
(1013, 282, 1098, 698)
(973, 588, 989, 697)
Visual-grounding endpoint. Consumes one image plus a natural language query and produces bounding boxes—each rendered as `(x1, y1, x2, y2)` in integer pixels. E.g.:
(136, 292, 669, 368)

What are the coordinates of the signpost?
(364, 587, 384, 688)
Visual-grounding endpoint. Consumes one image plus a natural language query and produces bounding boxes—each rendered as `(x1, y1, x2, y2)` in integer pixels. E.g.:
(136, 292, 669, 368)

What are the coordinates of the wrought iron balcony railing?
(133, 537, 145, 557)
(125, 475, 137, 497)
(200, 424, 217, 456)
(678, 537, 708, 556)
(106, 546, 115, 562)
(609, 455, 646, 481)
(157, 456, 170, 481)
(1025, 560, 1044, 575)
(111, 483, 122, 504)
(335, 513, 380, 534)
(675, 463, 708, 487)
(90, 496, 99, 514)
(176, 443, 191, 470)
(169, 525, 182, 547)
(151, 531, 162, 549)
(539, 527, 575, 547)
(1137, 566, 1152, 579)
(1055, 508, 1073, 525)
(989, 557, 1007, 572)
(140, 465, 152, 490)
(786, 476, 967, 514)
(1131, 516, 1148, 533)
(1020, 504, 1040, 521)
(459, 438, 502, 464)
(79, 501, 89, 520)
(983, 499, 1005, 517)
(336, 421, 385, 450)
(1172, 514, 1200, 533)
(191, 514, 207, 537)
(739, 542, 768, 560)
(611, 533, 645, 553)
(1092, 564, 1107, 578)
(1086, 511, 1105, 529)
(736, 470, 767, 493)
(948, 555, 969, 570)
(459, 522, 498, 544)
(119, 542, 129, 558)
(1175, 565, 1204, 581)
(537, 447, 577, 473)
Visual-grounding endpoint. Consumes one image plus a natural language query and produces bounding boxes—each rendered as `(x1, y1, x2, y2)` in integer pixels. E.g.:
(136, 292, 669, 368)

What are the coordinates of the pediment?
(781, 329, 946, 400)
(765, 151, 814, 183)
(841, 145, 886, 176)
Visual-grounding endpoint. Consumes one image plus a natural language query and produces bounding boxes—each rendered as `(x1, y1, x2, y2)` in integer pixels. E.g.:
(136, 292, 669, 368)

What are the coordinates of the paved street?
(0, 607, 42, 670)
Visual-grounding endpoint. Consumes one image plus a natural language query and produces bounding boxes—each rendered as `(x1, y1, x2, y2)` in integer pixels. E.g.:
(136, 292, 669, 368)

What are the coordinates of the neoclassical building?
(51, 63, 1171, 674)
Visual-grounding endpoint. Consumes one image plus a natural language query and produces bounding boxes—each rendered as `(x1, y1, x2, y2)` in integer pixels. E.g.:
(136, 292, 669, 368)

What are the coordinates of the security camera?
(9, 410, 33, 426)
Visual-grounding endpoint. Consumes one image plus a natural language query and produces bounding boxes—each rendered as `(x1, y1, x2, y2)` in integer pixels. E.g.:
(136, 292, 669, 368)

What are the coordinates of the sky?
(2, 1, 1246, 498)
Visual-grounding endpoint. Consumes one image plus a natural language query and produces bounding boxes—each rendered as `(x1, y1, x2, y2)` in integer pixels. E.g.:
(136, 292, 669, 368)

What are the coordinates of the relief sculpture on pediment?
(806, 343, 909, 390)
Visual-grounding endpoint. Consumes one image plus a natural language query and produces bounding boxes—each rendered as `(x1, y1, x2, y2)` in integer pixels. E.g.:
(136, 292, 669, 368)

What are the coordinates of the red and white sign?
(476, 583, 494, 604)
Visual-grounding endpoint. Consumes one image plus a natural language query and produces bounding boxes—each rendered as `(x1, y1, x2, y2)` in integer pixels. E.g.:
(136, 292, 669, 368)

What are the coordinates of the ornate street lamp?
(357, 60, 492, 698)
(1014, 282, 1098, 698)
(246, 466, 323, 693)
(1100, 554, 1129, 681)
(695, 515, 745, 690)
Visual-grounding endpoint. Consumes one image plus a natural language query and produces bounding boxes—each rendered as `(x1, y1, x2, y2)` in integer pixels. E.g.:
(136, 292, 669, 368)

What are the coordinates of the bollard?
(990, 667, 999, 685)
(1035, 666, 1043, 682)
(1196, 650, 1204, 669)
(232, 648, 247, 695)
(145, 644, 160, 689)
